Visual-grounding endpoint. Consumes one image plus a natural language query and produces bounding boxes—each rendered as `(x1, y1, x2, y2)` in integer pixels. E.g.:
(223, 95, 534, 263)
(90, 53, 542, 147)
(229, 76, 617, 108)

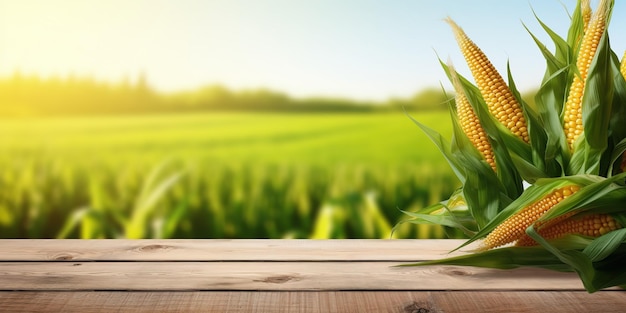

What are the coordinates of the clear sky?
(0, 0, 624, 101)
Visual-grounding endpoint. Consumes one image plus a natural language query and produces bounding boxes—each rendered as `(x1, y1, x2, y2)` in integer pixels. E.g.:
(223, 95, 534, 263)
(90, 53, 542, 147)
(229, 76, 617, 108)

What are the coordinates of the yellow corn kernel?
(449, 63, 496, 171)
(445, 18, 529, 144)
(481, 185, 581, 250)
(564, 0, 609, 150)
(516, 214, 621, 246)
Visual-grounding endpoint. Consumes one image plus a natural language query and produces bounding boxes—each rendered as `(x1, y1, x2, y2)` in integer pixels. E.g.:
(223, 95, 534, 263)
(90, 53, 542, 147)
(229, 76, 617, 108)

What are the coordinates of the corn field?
(0, 112, 459, 239)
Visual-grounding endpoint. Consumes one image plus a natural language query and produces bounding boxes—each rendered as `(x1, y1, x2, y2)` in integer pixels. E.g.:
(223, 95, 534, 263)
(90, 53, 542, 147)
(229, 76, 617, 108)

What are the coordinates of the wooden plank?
(0, 261, 588, 291)
(431, 291, 626, 312)
(0, 239, 476, 261)
(1, 291, 624, 313)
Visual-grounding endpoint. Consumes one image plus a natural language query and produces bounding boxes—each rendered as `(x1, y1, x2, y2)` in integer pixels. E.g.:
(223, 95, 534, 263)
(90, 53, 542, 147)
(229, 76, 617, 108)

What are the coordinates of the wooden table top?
(1, 239, 624, 312)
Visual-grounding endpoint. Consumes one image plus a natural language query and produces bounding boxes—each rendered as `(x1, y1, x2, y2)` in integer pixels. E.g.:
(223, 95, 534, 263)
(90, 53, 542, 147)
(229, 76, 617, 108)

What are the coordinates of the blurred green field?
(0, 111, 459, 239)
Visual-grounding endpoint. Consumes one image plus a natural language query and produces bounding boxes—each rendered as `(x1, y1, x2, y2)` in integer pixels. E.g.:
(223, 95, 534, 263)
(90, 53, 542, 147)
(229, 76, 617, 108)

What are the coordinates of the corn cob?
(563, 0, 610, 150)
(445, 18, 529, 144)
(516, 213, 621, 246)
(582, 0, 592, 30)
(449, 63, 497, 171)
(481, 185, 581, 250)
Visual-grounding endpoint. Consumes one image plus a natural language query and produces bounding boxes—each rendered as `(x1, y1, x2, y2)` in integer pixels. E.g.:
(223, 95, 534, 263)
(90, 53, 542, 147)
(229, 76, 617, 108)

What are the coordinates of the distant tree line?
(0, 72, 537, 117)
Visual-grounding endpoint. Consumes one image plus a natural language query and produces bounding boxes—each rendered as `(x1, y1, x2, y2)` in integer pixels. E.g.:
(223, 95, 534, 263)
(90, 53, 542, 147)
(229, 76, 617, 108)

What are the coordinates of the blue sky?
(0, 0, 624, 101)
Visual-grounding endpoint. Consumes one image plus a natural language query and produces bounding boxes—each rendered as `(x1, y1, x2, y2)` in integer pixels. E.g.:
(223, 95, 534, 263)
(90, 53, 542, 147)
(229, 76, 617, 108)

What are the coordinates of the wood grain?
(1, 291, 625, 313)
(0, 239, 475, 261)
(0, 261, 586, 291)
(2, 239, 624, 312)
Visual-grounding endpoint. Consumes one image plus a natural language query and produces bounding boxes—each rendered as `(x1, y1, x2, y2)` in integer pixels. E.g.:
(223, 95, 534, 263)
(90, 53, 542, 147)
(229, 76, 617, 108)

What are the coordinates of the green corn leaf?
(529, 6, 588, 174)
(532, 7, 571, 65)
(591, 245, 626, 290)
(523, 23, 566, 78)
(565, 0, 586, 59)
(398, 211, 476, 237)
(399, 244, 576, 272)
(605, 52, 626, 176)
(400, 234, 592, 270)
(526, 224, 598, 292)
(56, 206, 90, 239)
(607, 138, 626, 176)
(609, 52, 626, 144)
(462, 170, 502, 229)
(160, 201, 188, 239)
(405, 111, 465, 183)
(509, 153, 551, 183)
(507, 62, 562, 180)
(126, 161, 184, 239)
(583, 228, 626, 262)
(527, 7, 577, 166)
(526, 217, 626, 293)
(398, 192, 477, 237)
(534, 67, 570, 170)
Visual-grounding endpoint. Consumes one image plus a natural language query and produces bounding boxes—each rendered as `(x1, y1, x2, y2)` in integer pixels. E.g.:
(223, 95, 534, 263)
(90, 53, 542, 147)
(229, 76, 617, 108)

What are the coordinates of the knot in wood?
(136, 244, 172, 252)
(53, 253, 75, 261)
(255, 275, 298, 284)
(404, 301, 432, 313)
(441, 267, 472, 276)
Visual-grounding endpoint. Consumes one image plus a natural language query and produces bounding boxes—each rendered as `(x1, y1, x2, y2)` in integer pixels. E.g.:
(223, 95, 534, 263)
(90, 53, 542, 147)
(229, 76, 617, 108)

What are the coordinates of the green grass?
(0, 111, 459, 239)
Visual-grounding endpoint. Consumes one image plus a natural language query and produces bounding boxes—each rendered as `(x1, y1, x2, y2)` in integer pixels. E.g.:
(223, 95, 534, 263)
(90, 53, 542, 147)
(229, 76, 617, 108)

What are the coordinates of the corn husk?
(401, 0, 626, 293)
